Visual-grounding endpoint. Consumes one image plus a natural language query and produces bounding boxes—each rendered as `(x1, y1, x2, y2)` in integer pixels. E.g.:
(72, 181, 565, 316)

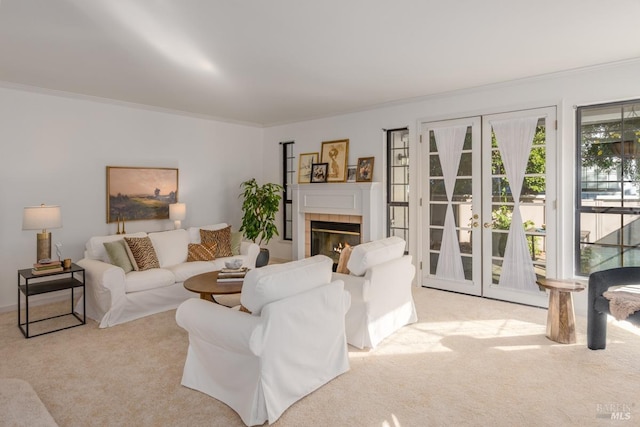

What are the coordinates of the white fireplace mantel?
(291, 182, 383, 260)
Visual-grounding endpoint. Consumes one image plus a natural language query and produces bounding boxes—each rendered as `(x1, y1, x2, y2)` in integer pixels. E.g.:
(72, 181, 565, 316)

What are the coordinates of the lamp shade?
(22, 205, 62, 231)
(169, 203, 186, 221)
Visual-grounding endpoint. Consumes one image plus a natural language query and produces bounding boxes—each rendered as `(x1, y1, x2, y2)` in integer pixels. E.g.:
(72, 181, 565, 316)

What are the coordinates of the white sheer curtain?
(491, 117, 539, 291)
(433, 126, 467, 281)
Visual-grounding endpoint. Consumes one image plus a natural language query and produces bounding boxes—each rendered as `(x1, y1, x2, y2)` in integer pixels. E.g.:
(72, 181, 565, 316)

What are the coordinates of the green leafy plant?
(239, 178, 283, 246)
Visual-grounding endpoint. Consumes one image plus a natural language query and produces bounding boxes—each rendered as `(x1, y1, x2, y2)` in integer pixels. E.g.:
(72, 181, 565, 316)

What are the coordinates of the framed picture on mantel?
(356, 157, 374, 182)
(298, 152, 319, 183)
(321, 139, 349, 182)
(310, 163, 329, 183)
(346, 165, 357, 182)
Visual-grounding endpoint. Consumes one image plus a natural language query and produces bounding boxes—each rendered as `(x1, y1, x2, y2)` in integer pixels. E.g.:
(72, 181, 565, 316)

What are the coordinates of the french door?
(421, 107, 556, 307)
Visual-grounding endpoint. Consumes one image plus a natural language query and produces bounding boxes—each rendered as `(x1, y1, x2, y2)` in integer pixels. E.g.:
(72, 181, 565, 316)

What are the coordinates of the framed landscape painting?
(321, 139, 349, 182)
(106, 166, 178, 223)
(298, 152, 319, 183)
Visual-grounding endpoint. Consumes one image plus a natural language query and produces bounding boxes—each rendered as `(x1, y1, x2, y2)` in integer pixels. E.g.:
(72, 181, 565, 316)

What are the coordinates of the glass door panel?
(421, 117, 482, 296)
(481, 107, 556, 307)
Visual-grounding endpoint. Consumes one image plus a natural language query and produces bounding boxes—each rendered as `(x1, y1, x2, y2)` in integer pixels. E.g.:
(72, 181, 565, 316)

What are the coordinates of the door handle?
(483, 222, 493, 228)
(472, 221, 479, 228)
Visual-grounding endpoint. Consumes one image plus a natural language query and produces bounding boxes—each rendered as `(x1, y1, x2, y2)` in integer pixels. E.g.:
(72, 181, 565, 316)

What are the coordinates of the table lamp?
(169, 203, 186, 229)
(22, 204, 62, 263)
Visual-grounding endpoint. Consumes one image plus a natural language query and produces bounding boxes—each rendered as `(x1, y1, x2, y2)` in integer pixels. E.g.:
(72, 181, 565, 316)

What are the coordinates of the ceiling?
(1, 1, 640, 127)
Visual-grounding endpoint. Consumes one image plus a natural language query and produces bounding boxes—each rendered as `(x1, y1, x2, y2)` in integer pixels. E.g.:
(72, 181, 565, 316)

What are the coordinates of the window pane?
(430, 154, 442, 176)
(578, 100, 640, 274)
(457, 153, 472, 176)
(430, 179, 445, 201)
(387, 129, 409, 244)
(430, 205, 446, 226)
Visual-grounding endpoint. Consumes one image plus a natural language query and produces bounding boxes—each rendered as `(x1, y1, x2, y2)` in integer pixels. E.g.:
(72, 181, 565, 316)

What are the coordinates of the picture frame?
(346, 165, 357, 182)
(106, 166, 178, 223)
(356, 157, 374, 182)
(321, 139, 349, 182)
(298, 152, 319, 183)
(310, 163, 329, 183)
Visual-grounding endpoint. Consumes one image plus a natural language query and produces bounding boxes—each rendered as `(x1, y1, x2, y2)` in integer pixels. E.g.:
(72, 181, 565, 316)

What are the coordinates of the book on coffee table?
(218, 267, 249, 280)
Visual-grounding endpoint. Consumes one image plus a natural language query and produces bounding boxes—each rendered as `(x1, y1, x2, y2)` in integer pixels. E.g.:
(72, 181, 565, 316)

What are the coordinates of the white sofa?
(76, 223, 259, 328)
(176, 255, 351, 426)
(332, 236, 417, 349)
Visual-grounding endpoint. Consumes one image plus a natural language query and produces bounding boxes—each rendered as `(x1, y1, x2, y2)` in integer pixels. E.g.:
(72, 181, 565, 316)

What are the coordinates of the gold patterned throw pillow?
(124, 237, 160, 271)
(200, 226, 233, 257)
(336, 245, 353, 274)
(187, 243, 218, 262)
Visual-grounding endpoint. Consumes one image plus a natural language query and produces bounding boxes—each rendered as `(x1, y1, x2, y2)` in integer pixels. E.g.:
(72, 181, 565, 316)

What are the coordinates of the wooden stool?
(536, 278, 585, 344)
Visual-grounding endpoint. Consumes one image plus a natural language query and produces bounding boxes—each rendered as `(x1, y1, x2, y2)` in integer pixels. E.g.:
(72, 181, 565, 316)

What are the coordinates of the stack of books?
(218, 267, 249, 282)
(32, 260, 63, 275)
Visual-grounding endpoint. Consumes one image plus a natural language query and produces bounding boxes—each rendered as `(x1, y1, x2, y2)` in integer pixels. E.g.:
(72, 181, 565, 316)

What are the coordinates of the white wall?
(4, 59, 640, 315)
(263, 59, 640, 315)
(0, 87, 263, 311)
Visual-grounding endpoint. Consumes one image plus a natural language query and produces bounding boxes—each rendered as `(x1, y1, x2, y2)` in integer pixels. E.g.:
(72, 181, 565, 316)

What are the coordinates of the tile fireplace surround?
(291, 183, 383, 260)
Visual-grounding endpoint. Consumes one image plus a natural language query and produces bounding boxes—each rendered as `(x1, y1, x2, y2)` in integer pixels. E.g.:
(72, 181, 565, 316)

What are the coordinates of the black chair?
(587, 267, 640, 350)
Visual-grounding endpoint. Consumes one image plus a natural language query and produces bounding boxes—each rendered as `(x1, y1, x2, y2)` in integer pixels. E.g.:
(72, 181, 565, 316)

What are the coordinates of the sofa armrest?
(175, 299, 261, 354)
(255, 279, 350, 361)
(240, 241, 260, 268)
(589, 267, 640, 300)
(76, 258, 126, 317)
(362, 255, 415, 302)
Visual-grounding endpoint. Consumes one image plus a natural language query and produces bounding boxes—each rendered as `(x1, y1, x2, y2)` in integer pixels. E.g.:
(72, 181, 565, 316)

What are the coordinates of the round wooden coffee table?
(536, 278, 586, 344)
(183, 271, 244, 305)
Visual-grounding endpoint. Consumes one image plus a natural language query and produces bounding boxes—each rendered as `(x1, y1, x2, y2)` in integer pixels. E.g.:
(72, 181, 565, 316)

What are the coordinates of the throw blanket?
(603, 285, 640, 321)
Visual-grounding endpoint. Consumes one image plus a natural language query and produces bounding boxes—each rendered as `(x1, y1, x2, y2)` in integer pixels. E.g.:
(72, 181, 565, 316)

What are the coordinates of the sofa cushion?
(85, 232, 147, 263)
(124, 268, 175, 293)
(148, 229, 189, 267)
(167, 261, 218, 283)
(187, 243, 218, 261)
(187, 223, 228, 244)
(124, 236, 161, 271)
(201, 226, 233, 257)
(241, 255, 333, 315)
(103, 240, 134, 273)
(347, 236, 406, 276)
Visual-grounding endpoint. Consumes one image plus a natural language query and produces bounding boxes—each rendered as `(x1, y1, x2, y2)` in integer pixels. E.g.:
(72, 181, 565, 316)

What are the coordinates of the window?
(387, 128, 409, 251)
(281, 141, 294, 241)
(577, 100, 640, 275)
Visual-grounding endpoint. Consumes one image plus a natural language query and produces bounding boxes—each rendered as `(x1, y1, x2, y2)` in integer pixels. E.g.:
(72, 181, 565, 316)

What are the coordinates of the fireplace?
(291, 182, 383, 260)
(310, 221, 361, 269)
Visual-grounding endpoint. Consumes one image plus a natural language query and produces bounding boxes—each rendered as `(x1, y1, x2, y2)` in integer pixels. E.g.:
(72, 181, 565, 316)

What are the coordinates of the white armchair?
(333, 237, 417, 349)
(175, 255, 351, 426)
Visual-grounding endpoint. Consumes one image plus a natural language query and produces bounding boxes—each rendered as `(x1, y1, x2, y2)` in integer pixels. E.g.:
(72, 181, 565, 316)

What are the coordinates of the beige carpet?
(1, 288, 639, 426)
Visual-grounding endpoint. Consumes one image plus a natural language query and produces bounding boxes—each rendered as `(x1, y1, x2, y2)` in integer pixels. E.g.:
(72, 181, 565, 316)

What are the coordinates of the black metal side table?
(18, 263, 86, 338)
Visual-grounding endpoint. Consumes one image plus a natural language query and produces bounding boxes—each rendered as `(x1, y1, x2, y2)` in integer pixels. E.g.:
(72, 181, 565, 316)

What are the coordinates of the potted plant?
(239, 178, 283, 267)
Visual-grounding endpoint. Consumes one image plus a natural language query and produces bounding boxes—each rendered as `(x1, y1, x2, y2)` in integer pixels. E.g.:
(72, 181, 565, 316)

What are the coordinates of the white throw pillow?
(241, 255, 333, 315)
(148, 229, 190, 267)
(347, 236, 406, 276)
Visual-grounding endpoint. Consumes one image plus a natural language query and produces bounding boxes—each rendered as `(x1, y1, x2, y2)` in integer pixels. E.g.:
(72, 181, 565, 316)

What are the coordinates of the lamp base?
(36, 232, 52, 263)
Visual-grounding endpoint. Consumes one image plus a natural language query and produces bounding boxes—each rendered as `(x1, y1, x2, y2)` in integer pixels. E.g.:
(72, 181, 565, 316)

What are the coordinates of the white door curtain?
(491, 116, 539, 292)
(433, 125, 467, 282)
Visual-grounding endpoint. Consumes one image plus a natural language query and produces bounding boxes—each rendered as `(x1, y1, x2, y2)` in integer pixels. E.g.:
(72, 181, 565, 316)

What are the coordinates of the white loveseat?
(176, 255, 351, 426)
(76, 223, 259, 328)
(332, 236, 417, 349)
